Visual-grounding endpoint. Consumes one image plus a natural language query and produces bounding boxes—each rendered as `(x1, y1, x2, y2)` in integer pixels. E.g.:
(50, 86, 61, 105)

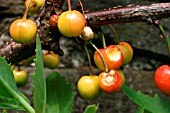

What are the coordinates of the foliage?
(32, 35, 46, 113)
(123, 84, 170, 113)
(84, 104, 98, 113)
(0, 57, 32, 112)
(0, 0, 170, 113)
(0, 36, 75, 113)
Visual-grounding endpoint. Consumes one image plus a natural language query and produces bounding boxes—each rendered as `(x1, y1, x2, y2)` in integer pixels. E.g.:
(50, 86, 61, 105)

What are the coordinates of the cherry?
(43, 51, 60, 69)
(117, 42, 133, 66)
(77, 75, 102, 99)
(57, 10, 86, 37)
(25, 0, 45, 13)
(13, 69, 28, 87)
(99, 70, 123, 93)
(154, 65, 170, 96)
(93, 45, 123, 71)
(49, 14, 60, 30)
(9, 19, 37, 43)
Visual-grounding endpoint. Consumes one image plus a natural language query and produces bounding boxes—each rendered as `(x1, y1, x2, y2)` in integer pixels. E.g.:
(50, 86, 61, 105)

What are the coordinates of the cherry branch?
(85, 3, 170, 26)
(1, 2, 170, 64)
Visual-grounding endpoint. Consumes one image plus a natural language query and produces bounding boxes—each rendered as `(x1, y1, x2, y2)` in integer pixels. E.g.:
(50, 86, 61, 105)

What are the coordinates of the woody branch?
(0, 2, 170, 64)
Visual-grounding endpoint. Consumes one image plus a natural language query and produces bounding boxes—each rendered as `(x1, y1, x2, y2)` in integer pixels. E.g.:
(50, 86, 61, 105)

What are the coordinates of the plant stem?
(52, 0, 57, 13)
(108, 24, 119, 43)
(67, 0, 72, 11)
(89, 41, 108, 72)
(2, 79, 35, 113)
(78, 0, 87, 25)
(23, 0, 32, 20)
(17, 63, 21, 71)
(0, 28, 9, 38)
(158, 24, 170, 58)
(84, 44, 93, 76)
(100, 32, 106, 48)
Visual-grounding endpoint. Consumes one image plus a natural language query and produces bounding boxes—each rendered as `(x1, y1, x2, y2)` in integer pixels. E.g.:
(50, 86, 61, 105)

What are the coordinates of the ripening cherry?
(43, 51, 60, 69)
(13, 69, 28, 87)
(77, 75, 102, 99)
(116, 42, 133, 66)
(10, 19, 37, 43)
(25, 0, 45, 13)
(99, 70, 123, 93)
(57, 10, 86, 37)
(93, 45, 123, 71)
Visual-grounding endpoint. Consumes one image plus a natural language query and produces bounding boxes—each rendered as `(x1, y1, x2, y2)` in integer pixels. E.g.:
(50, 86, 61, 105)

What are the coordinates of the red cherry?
(154, 65, 170, 96)
(99, 70, 123, 93)
(94, 45, 123, 71)
(49, 14, 60, 30)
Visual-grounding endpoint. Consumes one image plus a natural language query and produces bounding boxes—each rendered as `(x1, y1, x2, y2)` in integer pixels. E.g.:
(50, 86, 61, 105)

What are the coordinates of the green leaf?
(33, 35, 46, 113)
(46, 72, 74, 113)
(0, 95, 25, 111)
(0, 82, 13, 98)
(0, 57, 34, 113)
(135, 107, 144, 113)
(83, 104, 98, 113)
(0, 57, 18, 97)
(123, 84, 170, 113)
(2, 109, 7, 113)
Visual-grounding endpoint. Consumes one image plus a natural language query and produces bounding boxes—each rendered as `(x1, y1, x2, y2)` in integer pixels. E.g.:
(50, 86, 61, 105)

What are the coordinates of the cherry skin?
(13, 69, 28, 87)
(154, 65, 170, 96)
(77, 75, 102, 99)
(99, 70, 123, 93)
(49, 14, 60, 30)
(25, 0, 45, 13)
(10, 19, 37, 43)
(58, 10, 86, 37)
(116, 42, 133, 66)
(117, 70, 125, 85)
(43, 51, 59, 69)
(93, 45, 123, 71)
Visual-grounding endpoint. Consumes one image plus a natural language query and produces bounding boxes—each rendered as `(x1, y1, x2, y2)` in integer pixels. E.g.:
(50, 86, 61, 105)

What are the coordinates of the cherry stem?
(78, 0, 87, 26)
(67, 0, 72, 11)
(0, 28, 9, 38)
(48, 50, 51, 54)
(89, 41, 108, 72)
(158, 24, 170, 58)
(23, 0, 32, 20)
(100, 32, 106, 48)
(17, 63, 21, 71)
(84, 44, 93, 76)
(108, 24, 120, 44)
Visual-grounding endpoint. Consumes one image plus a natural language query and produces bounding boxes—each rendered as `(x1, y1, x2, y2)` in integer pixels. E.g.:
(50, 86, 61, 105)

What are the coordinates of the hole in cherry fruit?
(107, 47, 121, 61)
(105, 75, 114, 83)
(102, 70, 117, 86)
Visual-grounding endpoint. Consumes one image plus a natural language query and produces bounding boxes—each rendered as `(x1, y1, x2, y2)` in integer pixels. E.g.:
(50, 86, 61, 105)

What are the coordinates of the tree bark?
(85, 3, 170, 26)
(0, 1, 170, 64)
